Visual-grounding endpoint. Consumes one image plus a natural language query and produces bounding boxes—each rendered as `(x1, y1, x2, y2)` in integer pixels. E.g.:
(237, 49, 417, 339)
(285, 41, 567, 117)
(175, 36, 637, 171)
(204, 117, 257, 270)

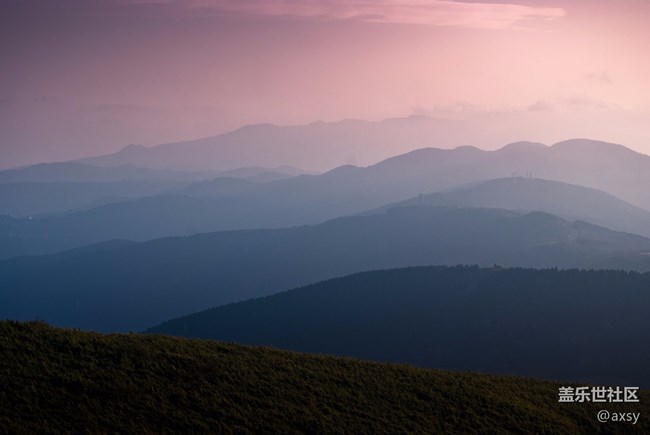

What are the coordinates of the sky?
(2, 0, 650, 168)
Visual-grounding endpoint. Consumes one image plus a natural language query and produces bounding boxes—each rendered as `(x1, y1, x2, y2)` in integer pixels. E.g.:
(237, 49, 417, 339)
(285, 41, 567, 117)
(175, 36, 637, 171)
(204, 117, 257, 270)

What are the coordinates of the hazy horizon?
(2, 114, 650, 171)
(3, 0, 650, 168)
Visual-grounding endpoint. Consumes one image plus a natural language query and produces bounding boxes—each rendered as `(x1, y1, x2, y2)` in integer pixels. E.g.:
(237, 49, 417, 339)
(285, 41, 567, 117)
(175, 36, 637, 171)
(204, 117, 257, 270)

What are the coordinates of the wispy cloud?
(411, 96, 619, 119)
(138, 0, 565, 29)
(527, 100, 554, 112)
(410, 101, 522, 119)
(584, 71, 613, 85)
(564, 95, 616, 110)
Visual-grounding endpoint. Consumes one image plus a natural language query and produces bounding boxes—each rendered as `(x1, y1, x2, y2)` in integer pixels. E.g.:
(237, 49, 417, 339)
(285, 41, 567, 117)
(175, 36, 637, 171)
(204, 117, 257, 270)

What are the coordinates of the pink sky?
(2, 0, 650, 168)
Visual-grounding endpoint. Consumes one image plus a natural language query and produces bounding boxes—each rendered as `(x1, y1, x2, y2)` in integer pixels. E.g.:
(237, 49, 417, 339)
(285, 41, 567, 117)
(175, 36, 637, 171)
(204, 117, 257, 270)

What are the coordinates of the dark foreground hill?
(150, 266, 650, 388)
(1, 321, 647, 434)
(3, 207, 650, 332)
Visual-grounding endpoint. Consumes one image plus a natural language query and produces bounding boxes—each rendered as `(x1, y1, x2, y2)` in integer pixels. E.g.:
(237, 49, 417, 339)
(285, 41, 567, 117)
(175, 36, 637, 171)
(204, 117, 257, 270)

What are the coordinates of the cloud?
(527, 100, 554, 112)
(136, 0, 565, 29)
(410, 105, 431, 116)
(584, 71, 613, 85)
(563, 95, 616, 110)
(411, 96, 617, 120)
(410, 101, 524, 120)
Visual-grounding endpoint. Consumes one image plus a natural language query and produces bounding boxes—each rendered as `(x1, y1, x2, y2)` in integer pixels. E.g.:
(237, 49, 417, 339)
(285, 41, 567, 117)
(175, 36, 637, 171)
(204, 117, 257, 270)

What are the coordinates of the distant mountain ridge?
(2, 206, 650, 332)
(372, 177, 650, 238)
(71, 117, 650, 207)
(0, 181, 185, 217)
(0, 161, 308, 184)
(3, 135, 650, 261)
(0, 162, 219, 184)
(0, 164, 308, 218)
(4, 138, 650, 259)
(76, 116, 466, 171)
(83, 134, 650, 210)
(361, 138, 650, 210)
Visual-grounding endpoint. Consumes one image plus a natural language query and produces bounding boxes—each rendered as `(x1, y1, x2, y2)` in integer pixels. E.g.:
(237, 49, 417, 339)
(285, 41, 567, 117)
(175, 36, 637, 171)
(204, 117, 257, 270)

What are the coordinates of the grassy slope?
(149, 266, 650, 388)
(1, 321, 648, 434)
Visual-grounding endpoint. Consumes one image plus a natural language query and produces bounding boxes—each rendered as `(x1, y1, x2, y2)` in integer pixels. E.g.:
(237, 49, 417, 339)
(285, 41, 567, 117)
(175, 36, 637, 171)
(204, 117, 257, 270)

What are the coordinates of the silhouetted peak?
(498, 141, 547, 152)
(323, 164, 361, 176)
(381, 114, 457, 125)
(520, 210, 566, 225)
(453, 145, 482, 153)
(207, 176, 255, 185)
(378, 147, 442, 162)
(551, 138, 631, 153)
(272, 165, 314, 175)
(230, 123, 279, 135)
(388, 114, 432, 122)
(366, 147, 446, 172)
(120, 144, 147, 153)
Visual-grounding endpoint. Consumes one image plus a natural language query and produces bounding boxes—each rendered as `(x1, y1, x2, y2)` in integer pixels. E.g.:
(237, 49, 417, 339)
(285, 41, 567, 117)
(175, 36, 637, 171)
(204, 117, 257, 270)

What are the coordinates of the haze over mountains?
(2, 126, 650, 379)
(375, 177, 650, 238)
(2, 205, 650, 332)
(2, 137, 650, 259)
(0, 164, 307, 218)
(0, 162, 220, 184)
(73, 117, 650, 208)
(77, 116, 466, 172)
(3, 126, 650, 419)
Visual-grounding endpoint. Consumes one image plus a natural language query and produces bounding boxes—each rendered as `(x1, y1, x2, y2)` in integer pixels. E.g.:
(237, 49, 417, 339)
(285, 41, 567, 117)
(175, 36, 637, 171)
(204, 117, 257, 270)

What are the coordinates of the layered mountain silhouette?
(149, 265, 650, 387)
(0, 163, 307, 217)
(0, 162, 220, 184)
(74, 119, 650, 209)
(77, 116, 466, 171)
(0, 181, 188, 217)
(355, 139, 650, 210)
(3, 139, 650, 259)
(2, 206, 649, 332)
(373, 177, 650, 238)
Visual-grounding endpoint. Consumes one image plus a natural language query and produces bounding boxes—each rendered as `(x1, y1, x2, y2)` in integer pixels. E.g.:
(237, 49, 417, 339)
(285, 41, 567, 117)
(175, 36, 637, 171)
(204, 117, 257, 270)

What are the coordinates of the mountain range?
(0, 162, 220, 184)
(0, 163, 308, 217)
(77, 116, 466, 171)
(373, 177, 650, 238)
(2, 206, 649, 332)
(72, 117, 650, 210)
(3, 138, 650, 259)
